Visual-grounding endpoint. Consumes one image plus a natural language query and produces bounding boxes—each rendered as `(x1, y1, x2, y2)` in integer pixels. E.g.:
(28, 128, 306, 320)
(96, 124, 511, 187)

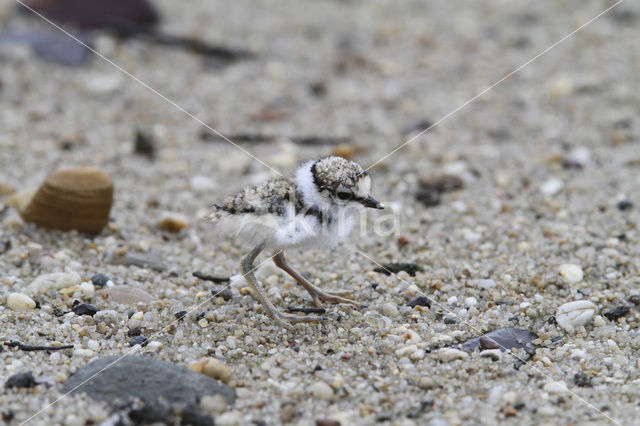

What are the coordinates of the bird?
(207, 156, 383, 330)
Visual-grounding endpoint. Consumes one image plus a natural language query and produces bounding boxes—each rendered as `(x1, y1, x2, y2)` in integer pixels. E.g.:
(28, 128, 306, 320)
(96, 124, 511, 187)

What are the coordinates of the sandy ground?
(1, 0, 640, 425)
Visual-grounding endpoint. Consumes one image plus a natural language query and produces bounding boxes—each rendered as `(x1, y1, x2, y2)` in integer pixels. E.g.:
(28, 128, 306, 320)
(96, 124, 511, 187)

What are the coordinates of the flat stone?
(556, 301, 596, 331)
(6, 293, 36, 311)
(461, 328, 538, 354)
(62, 356, 235, 408)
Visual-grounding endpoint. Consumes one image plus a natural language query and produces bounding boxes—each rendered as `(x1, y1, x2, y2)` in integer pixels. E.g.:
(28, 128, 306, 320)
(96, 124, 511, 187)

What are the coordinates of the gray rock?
(62, 356, 235, 408)
(460, 328, 537, 354)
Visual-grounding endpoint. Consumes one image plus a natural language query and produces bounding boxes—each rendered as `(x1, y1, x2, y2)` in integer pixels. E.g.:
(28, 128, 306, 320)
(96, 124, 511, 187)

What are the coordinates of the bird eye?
(337, 191, 352, 200)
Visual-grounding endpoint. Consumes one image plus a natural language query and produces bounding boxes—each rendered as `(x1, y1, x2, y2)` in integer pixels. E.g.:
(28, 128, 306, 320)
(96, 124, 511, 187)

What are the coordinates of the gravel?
(2, 0, 640, 425)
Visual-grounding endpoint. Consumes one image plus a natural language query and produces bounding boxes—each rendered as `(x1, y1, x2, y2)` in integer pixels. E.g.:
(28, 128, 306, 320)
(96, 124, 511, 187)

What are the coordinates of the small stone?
(29, 272, 81, 293)
(94, 309, 118, 324)
(198, 318, 209, 327)
(563, 147, 591, 168)
(189, 358, 233, 384)
(20, 168, 113, 235)
(309, 381, 334, 400)
(174, 310, 188, 320)
(315, 420, 340, 426)
(331, 376, 344, 389)
(102, 285, 154, 305)
(129, 336, 149, 347)
(574, 372, 592, 387)
(91, 273, 111, 287)
(381, 303, 398, 317)
(157, 212, 189, 232)
(558, 264, 583, 284)
(603, 306, 630, 321)
(437, 348, 469, 362)
(465, 297, 478, 307)
(556, 300, 597, 331)
(543, 381, 567, 394)
(444, 317, 457, 324)
(280, 402, 298, 423)
(72, 303, 99, 316)
(470, 279, 496, 289)
(593, 315, 605, 327)
(331, 144, 356, 159)
(540, 178, 563, 196)
(76, 281, 95, 298)
(6, 293, 36, 311)
(212, 411, 241, 426)
(200, 394, 227, 414)
(133, 129, 155, 159)
(406, 296, 431, 308)
(396, 344, 418, 358)
(617, 200, 633, 211)
(480, 349, 502, 361)
(5, 372, 37, 389)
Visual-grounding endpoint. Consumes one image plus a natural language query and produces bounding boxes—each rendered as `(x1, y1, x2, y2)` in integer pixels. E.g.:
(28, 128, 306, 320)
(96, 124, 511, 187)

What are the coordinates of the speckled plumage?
(206, 157, 383, 329)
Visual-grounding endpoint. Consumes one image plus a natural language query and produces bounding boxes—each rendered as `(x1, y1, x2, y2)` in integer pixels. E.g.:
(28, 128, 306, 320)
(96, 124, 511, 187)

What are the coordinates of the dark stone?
(373, 263, 422, 276)
(129, 336, 149, 347)
(461, 328, 538, 354)
(574, 372, 592, 387)
(479, 336, 500, 350)
(174, 310, 188, 320)
(128, 402, 172, 424)
(375, 412, 393, 422)
(5, 372, 37, 389)
(20, 0, 159, 32)
(603, 306, 630, 321)
(62, 356, 235, 409)
(128, 328, 142, 337)
(91, 273, 111, 287)
(628, 295, 640, 306)
(72, 303, 99, 316)
(406, 296, 430, 308)
(196, 312, 206, 321)
(1, 410, 15, 422)
(316, 420, 341, 426)
(180, 406, 215, 426)
(443, 317, 457, 324)
(407, 399, 434, 418)
(0, 29, 89, 67)
(416, 175, 464, 208)
(617, 200, 633, 211)
(134, 129, 156, 159)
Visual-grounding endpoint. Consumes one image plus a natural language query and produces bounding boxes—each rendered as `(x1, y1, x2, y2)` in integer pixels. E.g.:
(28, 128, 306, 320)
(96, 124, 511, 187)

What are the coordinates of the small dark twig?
(286, 307, 327, 314)
(3, 341, 74, 352)
(192, 271, 230, 283)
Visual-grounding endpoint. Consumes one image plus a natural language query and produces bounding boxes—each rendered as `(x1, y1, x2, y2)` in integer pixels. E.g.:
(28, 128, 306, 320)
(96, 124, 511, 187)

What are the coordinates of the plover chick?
(208, 156, 383, 330)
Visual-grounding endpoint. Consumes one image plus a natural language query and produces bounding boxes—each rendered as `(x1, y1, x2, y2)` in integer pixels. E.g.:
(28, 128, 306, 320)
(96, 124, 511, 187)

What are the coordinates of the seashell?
(21, 167, 113, 235)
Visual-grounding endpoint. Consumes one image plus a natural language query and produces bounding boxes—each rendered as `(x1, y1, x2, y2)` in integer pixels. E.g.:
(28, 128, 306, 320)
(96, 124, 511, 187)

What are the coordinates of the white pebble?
(409, 349, 426, 361)
(86, 339, 100, 351)
(480, 349, 502, 361)
(29, 272, 81, 293)
(540, 178, 563, 196)
(593, 315, 605, 327)
(216, 411, 241, 426)
(94, 309, 119, 324)
(381, 302, 398, 317)
(447, 296, 458, 305)
(76, 281, 95, 298)
(543, 381, 567, 394)
(7, 293, 36, 311)
(200, 394, 227, 414)
(464, 297, 478, 307)
(310, 381, 334, 400)
(470, 279, 496, 289)
(395, 344, 418, 358)
(556, 300, 596, 331)
(437, 348, 469, 362)
(558, 264, 583, 284)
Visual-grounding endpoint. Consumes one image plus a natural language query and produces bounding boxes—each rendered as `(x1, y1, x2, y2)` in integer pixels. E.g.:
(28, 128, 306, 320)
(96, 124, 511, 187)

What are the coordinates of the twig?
(3, 341, 74, 352)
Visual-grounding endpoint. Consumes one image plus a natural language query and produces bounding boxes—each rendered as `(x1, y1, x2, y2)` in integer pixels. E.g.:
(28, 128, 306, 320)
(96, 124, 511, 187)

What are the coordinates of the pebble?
(470, 279, 496, 289)
(200, 394, 227, 414)
(216, 411, 242, 426)
(76, 281, 95, 298)
(309, 381, 334, 400)
(29, 272, 81, 293)
(157, 212, 189, 232)
(6, 293, 36, 311)
(91, 273, 111, 287)
(437, 348, 469, 362)
(5, 372, 37, 389)
(102, 285, 154, 305)
(465, 297, 478, 307)
(20, 167, 113, 235)
(188, 358, 233, 384)
(72, 303, 99, 316)
(556, 300, 597, 331)
(480, 349, 502, 361)
(558, 264, 583, 284)
(540, 178, 563, 196)
(129, 336, 149, 347)
(543, 381, 568, 394)
(94, 309, 119, 324)
(381, 302, 398, 317)
(406, 296, 430, 308)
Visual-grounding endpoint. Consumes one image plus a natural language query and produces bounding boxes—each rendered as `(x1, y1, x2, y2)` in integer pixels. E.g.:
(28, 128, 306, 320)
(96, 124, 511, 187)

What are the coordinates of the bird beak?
(362, 195, 384, 209)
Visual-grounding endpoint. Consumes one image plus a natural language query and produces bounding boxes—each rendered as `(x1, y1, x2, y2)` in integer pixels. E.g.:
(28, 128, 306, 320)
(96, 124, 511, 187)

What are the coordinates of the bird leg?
(241, 244, 326, 330)
(272, 251, 361, 308)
